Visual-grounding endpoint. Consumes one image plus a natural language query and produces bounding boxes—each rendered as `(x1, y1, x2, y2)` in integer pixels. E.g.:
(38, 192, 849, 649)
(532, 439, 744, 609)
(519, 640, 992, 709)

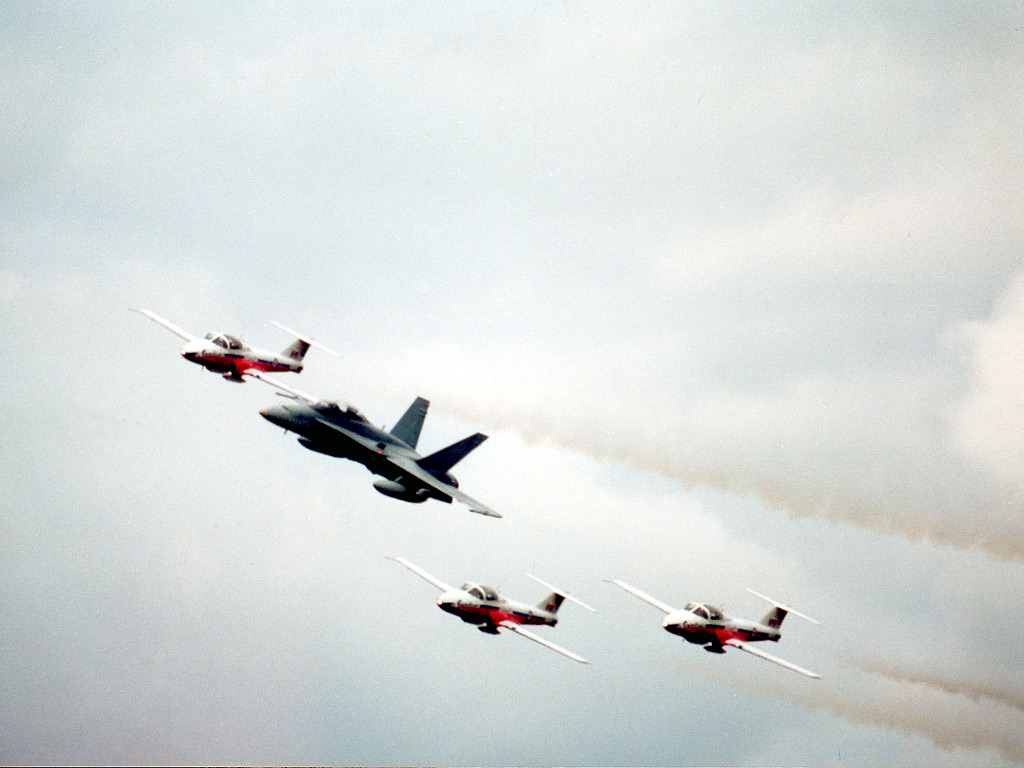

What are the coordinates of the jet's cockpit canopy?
(312, 401, 363, 419)
(205, 332, 245, 350)
(684, 603, 724, 621)
(462, 583, 499, 602)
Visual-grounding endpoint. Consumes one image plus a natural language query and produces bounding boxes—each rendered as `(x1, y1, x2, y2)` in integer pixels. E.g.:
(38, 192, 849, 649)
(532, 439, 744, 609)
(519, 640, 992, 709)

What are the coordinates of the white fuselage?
(437, 585, 556, 633)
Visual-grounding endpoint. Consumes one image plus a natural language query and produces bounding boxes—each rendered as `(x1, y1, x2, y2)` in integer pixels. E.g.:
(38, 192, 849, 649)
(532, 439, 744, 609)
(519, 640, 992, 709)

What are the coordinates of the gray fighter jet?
(254, 374, 500, 518)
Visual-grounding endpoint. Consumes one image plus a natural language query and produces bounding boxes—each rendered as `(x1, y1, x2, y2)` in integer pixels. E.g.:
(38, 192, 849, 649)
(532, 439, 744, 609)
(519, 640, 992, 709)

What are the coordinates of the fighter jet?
(388, 556, 595, 663)
(131, 308, 337, 381)
(255, 376, 501, 518)
(609, 580, 821, 678)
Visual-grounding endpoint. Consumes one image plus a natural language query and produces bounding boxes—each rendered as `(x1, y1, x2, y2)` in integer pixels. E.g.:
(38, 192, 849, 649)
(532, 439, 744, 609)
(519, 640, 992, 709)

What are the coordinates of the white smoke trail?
(712, 663, 1024, 764)
(844, 654, 1024, 714)
(417, 372, 1024, 562)
(353, 301, 1024, 563)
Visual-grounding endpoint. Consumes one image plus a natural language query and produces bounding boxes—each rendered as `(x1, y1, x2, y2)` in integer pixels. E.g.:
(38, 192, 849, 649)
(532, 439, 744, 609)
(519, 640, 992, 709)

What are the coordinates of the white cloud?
(953, 273, 1024, 491)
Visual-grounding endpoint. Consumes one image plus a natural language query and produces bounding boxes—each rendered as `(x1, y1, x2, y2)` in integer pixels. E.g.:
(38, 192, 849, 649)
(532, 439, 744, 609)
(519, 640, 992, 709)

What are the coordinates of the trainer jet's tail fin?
(390, 397, 429, 449)
(537, 592, 566, 614)
(280, 337, 311, 362)
(419, 433, 488, 474)
(761, 605, 789, 629)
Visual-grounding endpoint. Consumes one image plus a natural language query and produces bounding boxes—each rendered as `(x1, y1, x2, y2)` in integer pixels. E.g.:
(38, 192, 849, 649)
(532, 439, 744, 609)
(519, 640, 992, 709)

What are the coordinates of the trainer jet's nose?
(437, 593, 460, 615)
(180, 341, 205, 363)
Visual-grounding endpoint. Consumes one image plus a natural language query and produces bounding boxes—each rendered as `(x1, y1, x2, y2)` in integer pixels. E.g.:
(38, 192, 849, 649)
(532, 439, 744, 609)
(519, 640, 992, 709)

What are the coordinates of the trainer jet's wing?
(387, 556, 455, 593)
(131, 308, 202, 343)
(606, 579, 677, 614)
(723, 638, 821, 679)
(388, 453, 501, 518)
(246, 370, 361, 414)
(498, 621, 590, 664)
(244, 370, 323, 404)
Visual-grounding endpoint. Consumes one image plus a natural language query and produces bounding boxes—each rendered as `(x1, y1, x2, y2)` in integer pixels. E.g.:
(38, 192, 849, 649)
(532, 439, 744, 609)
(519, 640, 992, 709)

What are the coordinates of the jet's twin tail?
(419, 433, 488, 475)
(390, 397, 430, 449)
(389, 397, 488, 476)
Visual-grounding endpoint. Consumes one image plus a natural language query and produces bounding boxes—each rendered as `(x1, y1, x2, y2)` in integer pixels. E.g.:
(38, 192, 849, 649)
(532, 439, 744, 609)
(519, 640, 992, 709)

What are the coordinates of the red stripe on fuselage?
(197, 354, 296, 375)
(450, 604, 545, 627)
(687, 626, 750, 644)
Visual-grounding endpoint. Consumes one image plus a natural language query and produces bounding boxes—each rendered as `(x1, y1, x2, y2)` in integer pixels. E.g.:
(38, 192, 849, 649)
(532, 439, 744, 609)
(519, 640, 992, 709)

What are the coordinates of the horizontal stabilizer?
(271, 321, 340, 357)
(746, 588, 820, 625)
(390, 397, 429, 449)
(419, 433, 488, 474)
(526, 573, 597, 613)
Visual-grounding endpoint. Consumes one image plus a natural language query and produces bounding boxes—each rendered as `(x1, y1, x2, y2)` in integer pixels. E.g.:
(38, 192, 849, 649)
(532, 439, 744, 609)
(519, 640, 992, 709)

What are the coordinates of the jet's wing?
(244, 370, 322, 404)
(498, 621, 590, 664)
(387, 556, 455, 593)
(131, 308, 202, 343)
(447, 484, 501, 518)
(723, 638, 821, 679)
(388, 454, 502, 518)
(606, 579, 677, 614)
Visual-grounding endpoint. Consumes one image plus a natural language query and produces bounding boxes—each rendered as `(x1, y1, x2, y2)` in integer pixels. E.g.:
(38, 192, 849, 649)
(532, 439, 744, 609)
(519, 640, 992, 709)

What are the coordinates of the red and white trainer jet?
(609, 580, 821, 678)
(132, 309, 337, 382)
(389, 556, 595, 664)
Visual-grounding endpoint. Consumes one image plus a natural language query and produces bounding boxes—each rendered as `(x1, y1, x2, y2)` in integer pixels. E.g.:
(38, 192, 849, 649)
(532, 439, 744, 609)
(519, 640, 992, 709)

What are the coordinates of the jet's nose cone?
(664, 610, 696, 633)
(259, 404, 291, 428)
(437, 595, 458, 614)
(180, 342, 205, 362)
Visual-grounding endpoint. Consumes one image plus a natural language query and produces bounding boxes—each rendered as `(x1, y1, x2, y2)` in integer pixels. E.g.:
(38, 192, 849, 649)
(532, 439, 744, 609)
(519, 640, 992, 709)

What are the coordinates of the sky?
(2, 2, 1023, 765)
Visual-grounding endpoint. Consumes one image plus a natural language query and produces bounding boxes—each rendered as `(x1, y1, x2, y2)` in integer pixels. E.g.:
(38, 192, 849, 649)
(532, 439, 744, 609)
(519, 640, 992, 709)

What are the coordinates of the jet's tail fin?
(418, 433, 487, 474)
(761, 605, 789, 629)
(390, 397, 429, 449)
(537, 592, 566, 614)
(281, 338, 311, 362)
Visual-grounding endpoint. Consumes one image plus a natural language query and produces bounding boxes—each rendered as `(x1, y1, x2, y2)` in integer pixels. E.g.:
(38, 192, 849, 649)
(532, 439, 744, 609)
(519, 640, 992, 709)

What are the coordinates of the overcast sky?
(2, 2, 1024, 765)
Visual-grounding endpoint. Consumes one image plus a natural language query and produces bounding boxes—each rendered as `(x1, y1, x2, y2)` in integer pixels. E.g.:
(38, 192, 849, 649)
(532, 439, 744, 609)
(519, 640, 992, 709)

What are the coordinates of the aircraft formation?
(134, 308, 821, 677)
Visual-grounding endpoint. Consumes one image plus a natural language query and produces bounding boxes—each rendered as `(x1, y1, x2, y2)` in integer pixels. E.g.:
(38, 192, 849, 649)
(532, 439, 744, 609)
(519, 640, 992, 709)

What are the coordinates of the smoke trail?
(711, 663, 1024, 765)
(349, 272, 1024, 563)
(845, 654, 1024, 714)
(431, 385, 1024, 562)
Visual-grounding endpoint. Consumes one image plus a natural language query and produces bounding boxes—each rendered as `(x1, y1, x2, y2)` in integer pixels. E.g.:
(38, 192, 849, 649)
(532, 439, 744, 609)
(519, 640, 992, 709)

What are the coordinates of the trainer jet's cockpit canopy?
(204, 332, 244, 350)
(684, 602, 724, 621)
(462, 583, 499, 602)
